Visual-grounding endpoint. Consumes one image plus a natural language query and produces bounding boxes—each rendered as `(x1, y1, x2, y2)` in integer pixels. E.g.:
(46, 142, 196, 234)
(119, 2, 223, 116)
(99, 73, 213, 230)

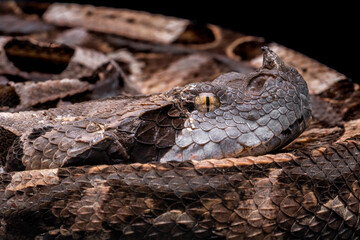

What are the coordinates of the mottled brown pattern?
(0, 37, 123, 111)
(0, 3, 359, 240)
(1, 139, 360, 239)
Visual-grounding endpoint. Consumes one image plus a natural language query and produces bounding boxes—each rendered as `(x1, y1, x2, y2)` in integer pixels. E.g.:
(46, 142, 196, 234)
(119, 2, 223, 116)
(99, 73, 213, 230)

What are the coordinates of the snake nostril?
(282, 129, 292, 136)
(247, 75, 272, 93)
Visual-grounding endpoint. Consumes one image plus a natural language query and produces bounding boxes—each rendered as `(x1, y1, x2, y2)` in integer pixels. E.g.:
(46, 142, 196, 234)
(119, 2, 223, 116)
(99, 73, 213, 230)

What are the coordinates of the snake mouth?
(276, 116, 306, 150)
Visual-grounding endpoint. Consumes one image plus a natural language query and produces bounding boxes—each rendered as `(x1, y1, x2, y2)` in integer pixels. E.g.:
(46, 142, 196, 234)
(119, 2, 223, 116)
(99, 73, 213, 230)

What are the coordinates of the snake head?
(160, 48, 311, 162)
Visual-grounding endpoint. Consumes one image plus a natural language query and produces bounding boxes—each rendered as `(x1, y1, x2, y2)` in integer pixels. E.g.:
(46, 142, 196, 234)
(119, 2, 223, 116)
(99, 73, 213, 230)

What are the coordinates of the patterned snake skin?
(0, 3, 359, 240)
(0, 47, 311, 171)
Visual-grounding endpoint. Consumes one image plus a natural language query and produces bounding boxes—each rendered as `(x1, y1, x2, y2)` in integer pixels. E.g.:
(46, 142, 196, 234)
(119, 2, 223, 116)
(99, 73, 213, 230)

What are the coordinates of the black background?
(16, 1, 359, 82)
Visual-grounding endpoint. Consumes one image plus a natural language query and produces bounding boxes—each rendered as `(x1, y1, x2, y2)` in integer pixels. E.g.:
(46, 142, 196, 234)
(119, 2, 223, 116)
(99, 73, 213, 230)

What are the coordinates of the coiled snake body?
(0, 3, 359, 240)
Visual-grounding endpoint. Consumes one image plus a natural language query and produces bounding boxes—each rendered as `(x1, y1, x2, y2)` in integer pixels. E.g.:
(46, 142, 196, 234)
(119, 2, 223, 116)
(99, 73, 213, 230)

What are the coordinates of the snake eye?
(195, 93, 220, 113)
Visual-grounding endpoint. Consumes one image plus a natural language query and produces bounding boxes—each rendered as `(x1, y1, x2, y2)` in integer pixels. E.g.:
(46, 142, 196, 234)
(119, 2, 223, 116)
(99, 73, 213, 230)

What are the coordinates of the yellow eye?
(195, 93, 220, 113)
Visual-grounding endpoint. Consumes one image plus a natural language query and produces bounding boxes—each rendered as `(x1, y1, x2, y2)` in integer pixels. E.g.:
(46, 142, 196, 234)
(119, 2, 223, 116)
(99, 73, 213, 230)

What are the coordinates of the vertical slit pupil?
(206, 96, 210, 112)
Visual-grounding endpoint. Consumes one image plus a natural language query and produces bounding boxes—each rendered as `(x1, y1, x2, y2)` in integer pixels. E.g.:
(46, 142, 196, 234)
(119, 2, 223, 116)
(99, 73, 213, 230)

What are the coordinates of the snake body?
(0, 48, 311, 171)
(0, 3, 359, 240)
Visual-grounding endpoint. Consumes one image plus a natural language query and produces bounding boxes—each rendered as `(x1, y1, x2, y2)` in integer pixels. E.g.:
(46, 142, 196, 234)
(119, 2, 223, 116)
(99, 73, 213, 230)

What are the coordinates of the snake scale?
(0, 2, 359, 240)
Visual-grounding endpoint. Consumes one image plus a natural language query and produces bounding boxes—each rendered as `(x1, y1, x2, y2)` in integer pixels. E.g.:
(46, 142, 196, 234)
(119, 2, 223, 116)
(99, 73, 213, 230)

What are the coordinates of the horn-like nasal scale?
(261, 46, 287, 71)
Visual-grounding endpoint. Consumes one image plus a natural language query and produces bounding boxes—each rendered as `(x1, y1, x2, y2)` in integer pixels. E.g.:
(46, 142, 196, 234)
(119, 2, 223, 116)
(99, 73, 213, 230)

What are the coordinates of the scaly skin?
(0, 48, 311, 172)
(1, 4, 360, 239)
(1, 139, 360, 239)
(0, 49, 320, 239)
(161, 47, 311, 162)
